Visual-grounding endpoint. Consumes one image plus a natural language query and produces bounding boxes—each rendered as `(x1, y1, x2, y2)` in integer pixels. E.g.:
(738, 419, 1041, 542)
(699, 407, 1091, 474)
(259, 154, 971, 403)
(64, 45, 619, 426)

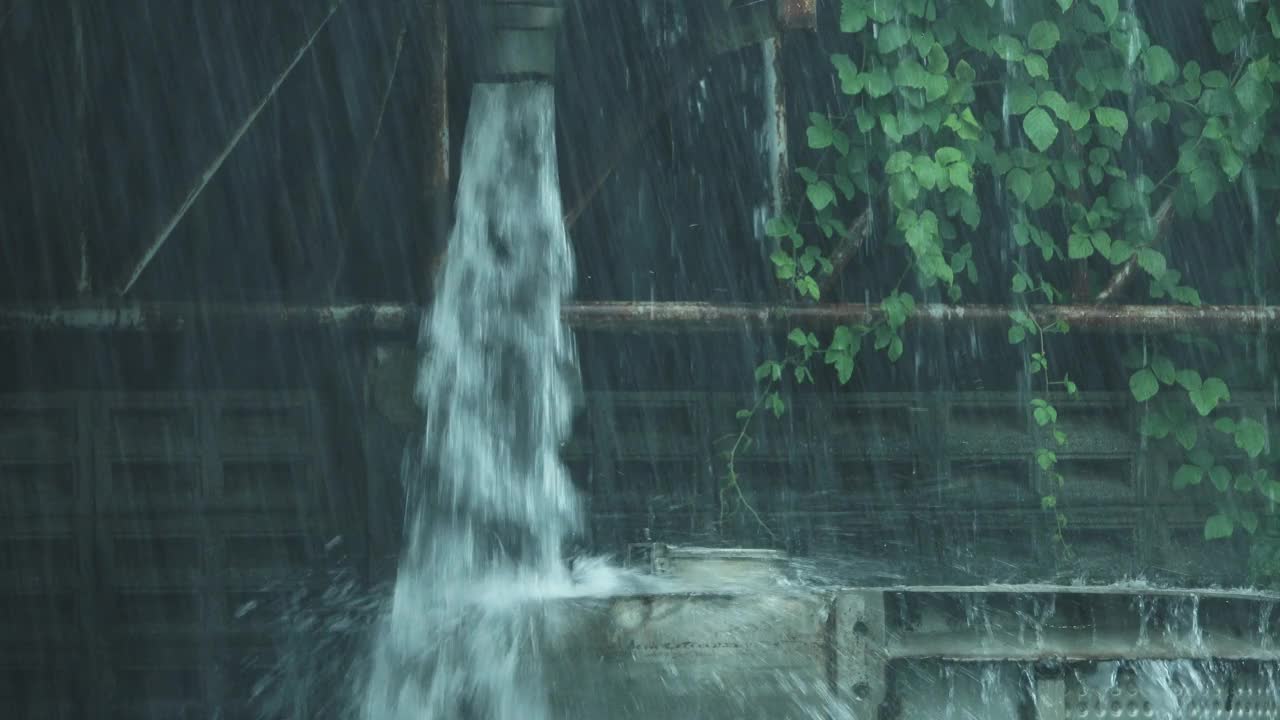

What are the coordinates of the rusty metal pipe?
(1, 302, 1277, 336)
(476, 0, 564, 82)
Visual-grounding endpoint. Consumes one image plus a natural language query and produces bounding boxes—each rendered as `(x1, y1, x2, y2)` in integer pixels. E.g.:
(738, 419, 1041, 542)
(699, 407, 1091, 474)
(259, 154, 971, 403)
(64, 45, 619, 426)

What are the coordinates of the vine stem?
(818, 208, 872, 297)
(1094, 55, 1252, 304)
(721, 351, 806, 541)
(1032, 314, 1072, 558)
(720, 386, 778, 541)
(1094, 192, 1175, 303)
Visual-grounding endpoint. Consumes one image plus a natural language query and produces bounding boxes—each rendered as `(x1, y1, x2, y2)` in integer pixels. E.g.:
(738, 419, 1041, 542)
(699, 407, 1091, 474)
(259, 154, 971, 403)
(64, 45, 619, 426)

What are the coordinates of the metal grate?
(568, 390, 1263, 583)
(1065, 667, 1280, 718)
(0, 391, 355, 719)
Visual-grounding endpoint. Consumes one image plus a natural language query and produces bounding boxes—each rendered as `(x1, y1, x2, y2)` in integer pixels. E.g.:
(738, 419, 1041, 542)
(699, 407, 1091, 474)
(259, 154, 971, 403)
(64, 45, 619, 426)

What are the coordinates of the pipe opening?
(476, 0, 565, 82)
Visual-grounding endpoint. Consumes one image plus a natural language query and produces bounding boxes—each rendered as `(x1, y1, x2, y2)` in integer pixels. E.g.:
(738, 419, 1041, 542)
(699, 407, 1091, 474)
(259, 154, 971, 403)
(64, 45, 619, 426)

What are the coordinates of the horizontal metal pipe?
(0, 301, 1278, 335)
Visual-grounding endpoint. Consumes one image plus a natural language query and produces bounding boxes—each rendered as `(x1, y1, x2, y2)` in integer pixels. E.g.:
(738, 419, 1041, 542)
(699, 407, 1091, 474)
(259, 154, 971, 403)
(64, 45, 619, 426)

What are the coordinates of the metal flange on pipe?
(475, 0, 566, 82)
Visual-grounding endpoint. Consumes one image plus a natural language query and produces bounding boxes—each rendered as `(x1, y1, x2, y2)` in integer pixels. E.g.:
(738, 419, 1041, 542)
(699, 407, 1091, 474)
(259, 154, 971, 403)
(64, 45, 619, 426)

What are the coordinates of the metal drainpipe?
(476, 0, 565, 82)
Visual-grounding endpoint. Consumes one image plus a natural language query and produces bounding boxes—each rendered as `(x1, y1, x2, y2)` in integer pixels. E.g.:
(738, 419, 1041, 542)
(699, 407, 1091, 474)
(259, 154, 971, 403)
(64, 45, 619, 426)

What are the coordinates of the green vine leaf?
(1264, 481, 1280, 504)
(839, 0, 868, 32)
(949, 162, 975, 194)
(1142, 45, 1177, 85)
(1189, 164, 1221, 206)
(1189, 447, 1214, 470)
(1209, 465, 1232, 492)
(887, 336, 904, 361)
(1239, 511, 1259, 536)
(1139, 410, 1171, 439)
(753, 361, 776, 382)
(1129, 369, 1160, 402)
(1024, 54, 1050, 79)
(1090, 230, 1113, 258)
(926, 44, 949, 74)
(831, 53, 862, 95)
(1067, 233, 1094, 260)
(798, 275, 821, 300)
(1136, 248, 1167, 279)
(886, 151, 913, 175)
(864, 66, 893, 97)
(1175, 369, 1201, 392)
(877, 23, 911, 54)
(830, 325, 855, 351)
(1234, 418, 1267, 458)
(865, 0, 894, 23)
(1150, 356, 1176, 385)
(1204, 513, 1234, 540)
(1188, 377, 1230, 416)
(770, 250, 796, 280)
(1036, 448, 1057, 471)
(1093, 106, 1129, 137)
(1173, 464, 1203, 490)
(1008, 168, 1032, 203)
(1028, 170, 1056, 210)
(882, 291, 916, 330)
(1023, 107, 1059, 152)
(1028, 21, 1061, 53)
(1009, 84, 1037, 115)
(1211, 18, 1245, 54)
(1237, 470, 1267, 493)
(824, 325, 862, 385)
(806, 181, 836, 211)
(765, 216, 796, 238)
(767, 392, 785, 418)
(993, 35, 1025, 62)
(1174, 422, 1198, 451)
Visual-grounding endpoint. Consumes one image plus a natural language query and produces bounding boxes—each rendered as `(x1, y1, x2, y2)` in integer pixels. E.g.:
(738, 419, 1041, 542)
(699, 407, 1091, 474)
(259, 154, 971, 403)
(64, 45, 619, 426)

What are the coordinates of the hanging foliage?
(728, 0, 1280, 581)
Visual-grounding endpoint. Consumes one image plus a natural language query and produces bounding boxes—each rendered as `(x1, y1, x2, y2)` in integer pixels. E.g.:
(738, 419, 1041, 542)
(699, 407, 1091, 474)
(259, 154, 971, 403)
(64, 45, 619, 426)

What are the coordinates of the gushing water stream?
(360, 81, 590, 720)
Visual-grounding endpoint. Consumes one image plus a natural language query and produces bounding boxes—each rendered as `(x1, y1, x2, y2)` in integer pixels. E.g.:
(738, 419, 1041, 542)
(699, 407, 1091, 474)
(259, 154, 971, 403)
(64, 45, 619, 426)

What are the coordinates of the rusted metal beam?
(568, 301, 1280, 334)
(422, 0, 451, 300)
(114, 0, 346, 296)
(0, 303, 416, 333)
(2, 301, 1278, 335)
(817, 209, 871, 297)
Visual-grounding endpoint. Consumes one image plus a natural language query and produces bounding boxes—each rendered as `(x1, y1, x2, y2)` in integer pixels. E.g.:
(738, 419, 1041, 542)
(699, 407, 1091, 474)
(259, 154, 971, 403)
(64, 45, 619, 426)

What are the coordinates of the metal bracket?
(833, 590, 888, 716)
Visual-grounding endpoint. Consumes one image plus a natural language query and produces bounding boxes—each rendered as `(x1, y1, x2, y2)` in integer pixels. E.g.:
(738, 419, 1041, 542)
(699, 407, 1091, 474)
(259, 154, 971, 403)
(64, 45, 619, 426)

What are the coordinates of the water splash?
(360, 81, 587, 720)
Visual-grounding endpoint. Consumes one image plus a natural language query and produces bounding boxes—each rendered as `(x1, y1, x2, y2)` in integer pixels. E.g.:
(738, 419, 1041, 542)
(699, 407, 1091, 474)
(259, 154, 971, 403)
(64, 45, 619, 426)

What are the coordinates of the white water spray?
(360, 81, 587, 720)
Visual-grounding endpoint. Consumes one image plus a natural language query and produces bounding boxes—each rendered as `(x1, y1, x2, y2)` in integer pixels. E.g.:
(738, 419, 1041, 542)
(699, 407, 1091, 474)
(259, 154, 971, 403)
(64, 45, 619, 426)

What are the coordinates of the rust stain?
(781, 0, 817, 29)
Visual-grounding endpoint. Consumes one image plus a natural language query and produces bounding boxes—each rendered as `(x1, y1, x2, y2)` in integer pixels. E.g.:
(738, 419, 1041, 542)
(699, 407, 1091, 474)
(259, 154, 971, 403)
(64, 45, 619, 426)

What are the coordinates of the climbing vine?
(726, 0, 1280, 581)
